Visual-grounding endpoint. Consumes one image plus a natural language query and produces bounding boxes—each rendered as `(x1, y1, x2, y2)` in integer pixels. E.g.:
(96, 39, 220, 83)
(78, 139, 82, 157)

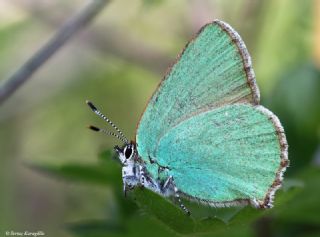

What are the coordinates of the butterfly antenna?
(88, 125, 128, 144)
(86, 100, 129, 144)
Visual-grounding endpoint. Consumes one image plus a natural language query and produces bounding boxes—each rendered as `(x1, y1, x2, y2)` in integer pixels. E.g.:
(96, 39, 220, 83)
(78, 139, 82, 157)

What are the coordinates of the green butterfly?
(87, 20, 289, 214)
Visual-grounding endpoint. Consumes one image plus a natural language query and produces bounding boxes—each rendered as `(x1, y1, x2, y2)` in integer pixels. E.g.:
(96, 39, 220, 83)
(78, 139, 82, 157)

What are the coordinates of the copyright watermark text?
(5, 231, 45, 236)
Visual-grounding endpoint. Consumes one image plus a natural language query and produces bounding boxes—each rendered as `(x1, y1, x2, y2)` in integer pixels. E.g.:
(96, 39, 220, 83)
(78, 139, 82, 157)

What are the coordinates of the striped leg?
(163, 176, 190, 215)
(139, 165, 146, 186)
(174, 186, 190, 215)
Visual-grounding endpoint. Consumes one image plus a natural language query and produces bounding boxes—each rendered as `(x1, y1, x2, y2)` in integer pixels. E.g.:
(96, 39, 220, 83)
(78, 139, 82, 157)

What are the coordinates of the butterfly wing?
(156, 104, 288, 207)
(136, 20, 288, 207)
(137, 20, 259, 162)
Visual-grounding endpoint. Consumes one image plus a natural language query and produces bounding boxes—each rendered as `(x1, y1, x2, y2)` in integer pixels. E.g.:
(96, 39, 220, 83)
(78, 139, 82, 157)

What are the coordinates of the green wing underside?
(155, 104, 282, 202)
(136, 21, 287, 205)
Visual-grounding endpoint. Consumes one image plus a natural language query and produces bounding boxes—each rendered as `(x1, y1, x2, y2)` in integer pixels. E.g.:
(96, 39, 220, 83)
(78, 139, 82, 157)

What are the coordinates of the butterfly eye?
(124, 146, 133, 159)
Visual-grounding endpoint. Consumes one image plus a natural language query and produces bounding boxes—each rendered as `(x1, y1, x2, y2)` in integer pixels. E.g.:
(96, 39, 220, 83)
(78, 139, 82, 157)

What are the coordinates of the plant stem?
(0, 0, 109, 105)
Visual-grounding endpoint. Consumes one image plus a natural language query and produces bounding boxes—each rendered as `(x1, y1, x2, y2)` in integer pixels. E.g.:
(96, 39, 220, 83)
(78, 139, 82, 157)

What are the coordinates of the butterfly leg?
(123, 183, 127, 197)
(174, 186, 190, 215)
(138, 165, 163, 194)
(148, 156, 170, 170)
(139, 165, 146, 187)
(162, 176, 190, 215)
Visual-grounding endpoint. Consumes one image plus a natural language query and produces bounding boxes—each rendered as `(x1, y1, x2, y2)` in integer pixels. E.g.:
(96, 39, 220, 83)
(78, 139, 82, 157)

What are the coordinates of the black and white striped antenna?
(86, 100, 129, 144)
(88, 125, 128, 144)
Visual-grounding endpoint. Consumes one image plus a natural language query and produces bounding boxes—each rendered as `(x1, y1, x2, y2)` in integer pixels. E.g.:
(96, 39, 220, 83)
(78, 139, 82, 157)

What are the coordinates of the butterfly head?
(114, 142, 137, 165)
(114, 142, 140, 195)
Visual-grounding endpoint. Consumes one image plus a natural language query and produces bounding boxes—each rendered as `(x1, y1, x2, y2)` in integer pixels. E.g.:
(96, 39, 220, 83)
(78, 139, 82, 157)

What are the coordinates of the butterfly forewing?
(137, 21, 259, 162)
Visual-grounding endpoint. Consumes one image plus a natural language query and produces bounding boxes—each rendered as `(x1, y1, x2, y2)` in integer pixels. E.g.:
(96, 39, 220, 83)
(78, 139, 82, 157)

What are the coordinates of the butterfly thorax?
(115, 142, 175, 197)
(121, 159, 140, 189)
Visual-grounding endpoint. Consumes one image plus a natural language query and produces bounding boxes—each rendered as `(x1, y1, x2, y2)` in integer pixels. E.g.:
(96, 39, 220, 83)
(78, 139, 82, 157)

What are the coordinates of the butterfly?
(87, 20, 289, 215)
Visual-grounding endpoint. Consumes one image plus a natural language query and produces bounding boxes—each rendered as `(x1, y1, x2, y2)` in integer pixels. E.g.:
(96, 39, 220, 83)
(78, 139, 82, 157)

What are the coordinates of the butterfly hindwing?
(156, 104, 288, 206)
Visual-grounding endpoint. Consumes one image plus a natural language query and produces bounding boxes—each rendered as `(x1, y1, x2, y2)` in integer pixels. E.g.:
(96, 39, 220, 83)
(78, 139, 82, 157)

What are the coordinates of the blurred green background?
(0, 0, 319, 237)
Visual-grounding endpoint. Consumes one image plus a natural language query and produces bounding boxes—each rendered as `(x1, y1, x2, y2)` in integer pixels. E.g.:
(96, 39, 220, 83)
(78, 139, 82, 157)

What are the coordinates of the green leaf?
(183, 200, 244, 224)
(66, 220, 124, 237)
(128, 176, 303, 235)
(274, 166, 320, 225)
(130, 188, 196, 234)
(28, 153, 121, 187)
(66, 215, 177, 237)
(129, 188, 265, 235)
